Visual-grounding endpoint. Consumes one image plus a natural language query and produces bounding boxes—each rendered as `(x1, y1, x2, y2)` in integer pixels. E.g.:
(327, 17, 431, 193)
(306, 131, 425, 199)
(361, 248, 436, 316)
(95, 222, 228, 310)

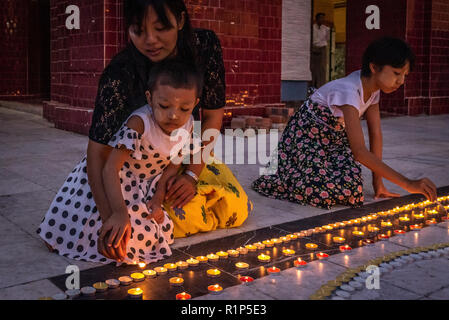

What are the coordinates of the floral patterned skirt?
(251, 98, 364, 209)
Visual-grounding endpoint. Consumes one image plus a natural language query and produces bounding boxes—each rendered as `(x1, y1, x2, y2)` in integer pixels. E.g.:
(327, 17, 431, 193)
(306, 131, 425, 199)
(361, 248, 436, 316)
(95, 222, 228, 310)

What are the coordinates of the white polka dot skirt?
(37, 154, 175, 265)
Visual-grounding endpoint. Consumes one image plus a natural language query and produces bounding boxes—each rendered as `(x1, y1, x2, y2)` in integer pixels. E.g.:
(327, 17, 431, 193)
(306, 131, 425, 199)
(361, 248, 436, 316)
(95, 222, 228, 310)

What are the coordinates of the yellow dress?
(164, 157, 253, 238)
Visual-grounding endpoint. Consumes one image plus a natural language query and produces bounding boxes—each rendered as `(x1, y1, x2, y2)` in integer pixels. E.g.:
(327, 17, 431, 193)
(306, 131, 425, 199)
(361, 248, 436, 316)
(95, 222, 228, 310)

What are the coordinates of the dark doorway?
(28, 0, 50, 100)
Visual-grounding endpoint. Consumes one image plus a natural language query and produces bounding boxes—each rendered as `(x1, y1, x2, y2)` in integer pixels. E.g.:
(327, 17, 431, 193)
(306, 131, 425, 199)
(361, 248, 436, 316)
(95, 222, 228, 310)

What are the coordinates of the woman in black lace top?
(87, 0, 229, 261)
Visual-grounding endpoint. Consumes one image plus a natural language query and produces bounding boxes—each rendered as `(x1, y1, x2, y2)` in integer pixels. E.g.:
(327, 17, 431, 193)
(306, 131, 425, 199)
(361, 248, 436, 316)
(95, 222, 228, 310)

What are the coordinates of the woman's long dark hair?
(124, 0, 197, 64)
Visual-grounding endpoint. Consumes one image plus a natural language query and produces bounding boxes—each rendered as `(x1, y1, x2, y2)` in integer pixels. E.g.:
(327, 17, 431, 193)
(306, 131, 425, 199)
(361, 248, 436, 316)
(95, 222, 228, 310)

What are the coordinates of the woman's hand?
(165, 174, 197, 209)
(405, 178, 437, 202)
(373, 179, 400, 199)
(146, 196, 165, 224)
(98, 211, 131, 261)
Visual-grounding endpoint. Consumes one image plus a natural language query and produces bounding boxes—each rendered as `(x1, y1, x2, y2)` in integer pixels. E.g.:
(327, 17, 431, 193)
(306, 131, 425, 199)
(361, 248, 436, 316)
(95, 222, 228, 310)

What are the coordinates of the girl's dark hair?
(124, 0, 196, 63)
(147, 59, 204, 98)
(361, 37, 415, 77)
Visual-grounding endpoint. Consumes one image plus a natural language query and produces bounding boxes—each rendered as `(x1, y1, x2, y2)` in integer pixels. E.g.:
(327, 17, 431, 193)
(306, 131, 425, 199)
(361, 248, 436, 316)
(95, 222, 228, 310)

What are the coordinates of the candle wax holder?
(239, 276, 254, 285)
(258, 254, 271, 263)
(227, 249, 240, 258)
(208, 284, 223, 295)
(176, 292, 192, 300)
(169, 277, 184, 286)
(105, 279, 120, 289)
(235, 262, 249, 269)
(118, 276, 133, 286)
(127, 288, 143, 299)
(294, 259, 307, 268)
(207, 269, 221, 278)
(267, 267, 281, 276)
(142, 269, 157, 278)
(93, 282, 108, 293)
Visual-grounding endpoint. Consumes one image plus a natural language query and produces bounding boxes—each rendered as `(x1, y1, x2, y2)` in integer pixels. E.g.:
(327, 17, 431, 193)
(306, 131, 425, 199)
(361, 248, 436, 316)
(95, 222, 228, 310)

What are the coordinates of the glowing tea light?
(176, 292, 191, 300)
(262, 240, 274, 247)
(267, 266, 281, 276)
(339, 245, 352, 253)
(413, 213, 425, 220)
(316, 252, 329, 260)
(313, 227, 325, 234)
(381, 221, 393, 228)
(118, 276, 133, 286)
(186, 258, 199, 268)
(333, 236, 346, 244)
(322, 225, 333, 231)
(282, 249, 295, 256)
(92, 282, 108, 293)
(237, 247, 249, 255)
(207, 253, 219, 261)
(130, 272, 145, 282)
(410, 224, 422, 231)
(427, 209, 439, 216)
(352, 219, 362, 225)
(207, 269, 221, 278)
(270, 238, 283, 245)
(105, 279, 120, 289)
(363, 239, 375, 246)
(399, 216, 410, 223)
(196, 256, 209, 263)
(258, 254, 271, 263)
(253, 242, 266, 250)
(235, 262, 249, 270)
(286, 234, 298, 241)
(378, 234, 390, 240)
(280, 236, 290, 243)
(216, 251, 229, 259)
(127, 287, 143, 299)
(176, 261, 189, 270)
(239, 276, 254, 285)
(154, 267, 168, 275)
(426, 219, 437, 226)
(368, 226, 380, 234)
(142, 269, 157, 278)
(294, 258, 307, 268)
(305, 243, 318, 250)
(352, 231, 365, 237)
(163, 263, 178, 272)
(169, 277, 184, 286)
(294, 231, 307, 238)
(394, 229, 406, 236)
(208, 284, 223, 295)
(227, 249, 240, 258)
(245, 244, 257, 252)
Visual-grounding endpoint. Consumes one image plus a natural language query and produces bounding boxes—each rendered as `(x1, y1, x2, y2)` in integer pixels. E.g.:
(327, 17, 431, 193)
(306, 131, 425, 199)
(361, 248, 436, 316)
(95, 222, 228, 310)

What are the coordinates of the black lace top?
(89, 28, 225, 145)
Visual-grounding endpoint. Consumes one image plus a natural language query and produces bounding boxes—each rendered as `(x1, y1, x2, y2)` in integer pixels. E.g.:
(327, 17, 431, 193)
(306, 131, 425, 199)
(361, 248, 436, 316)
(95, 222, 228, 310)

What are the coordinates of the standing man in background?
(311, 13, 331, 88)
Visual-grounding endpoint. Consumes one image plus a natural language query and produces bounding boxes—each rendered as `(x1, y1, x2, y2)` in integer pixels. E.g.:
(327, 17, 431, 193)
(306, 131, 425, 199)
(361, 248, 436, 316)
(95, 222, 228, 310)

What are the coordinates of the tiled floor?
(0, 106, 449, 300)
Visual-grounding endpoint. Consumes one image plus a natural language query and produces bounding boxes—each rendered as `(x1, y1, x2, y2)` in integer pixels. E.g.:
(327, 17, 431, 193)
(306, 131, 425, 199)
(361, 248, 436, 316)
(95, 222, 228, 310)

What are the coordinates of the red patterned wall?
(346, 0, 449, 116)
(40, 0, 283, 134)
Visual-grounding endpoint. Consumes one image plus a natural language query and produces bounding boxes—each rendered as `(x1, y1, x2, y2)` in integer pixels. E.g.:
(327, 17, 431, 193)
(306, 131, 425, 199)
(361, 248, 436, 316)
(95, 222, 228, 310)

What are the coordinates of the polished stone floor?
(0, 106, 448, 300)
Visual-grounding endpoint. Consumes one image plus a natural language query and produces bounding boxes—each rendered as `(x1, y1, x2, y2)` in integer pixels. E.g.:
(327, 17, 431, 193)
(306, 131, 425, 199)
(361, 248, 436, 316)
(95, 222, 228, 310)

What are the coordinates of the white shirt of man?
(313, 23, 330, 48)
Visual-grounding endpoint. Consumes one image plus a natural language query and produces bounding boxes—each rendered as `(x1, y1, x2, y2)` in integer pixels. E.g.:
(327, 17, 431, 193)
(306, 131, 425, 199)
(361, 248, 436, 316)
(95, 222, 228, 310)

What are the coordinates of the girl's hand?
(405, 178, 437, 202)
(165, 174, 197, 209)
(98, 211, 131, 261)
(373, 180, 400, 199)
(146, 197, 165, 224)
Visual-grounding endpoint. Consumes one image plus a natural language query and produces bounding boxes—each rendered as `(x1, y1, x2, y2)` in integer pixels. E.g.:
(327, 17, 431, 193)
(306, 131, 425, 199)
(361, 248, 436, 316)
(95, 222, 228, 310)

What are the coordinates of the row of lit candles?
(75, 196, 449, 300)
